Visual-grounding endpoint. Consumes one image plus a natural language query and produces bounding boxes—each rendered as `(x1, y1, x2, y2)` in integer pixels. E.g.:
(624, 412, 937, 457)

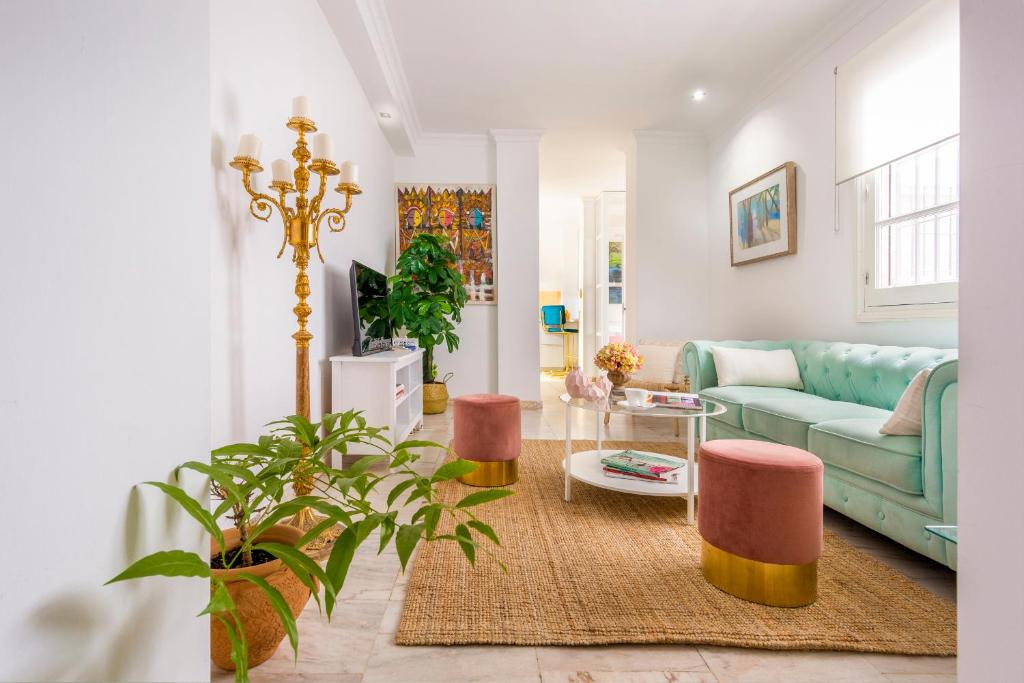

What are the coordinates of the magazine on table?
(600, 449, 682, 478)
(649, 391, 703, 410)
(601, 467, 678, 484)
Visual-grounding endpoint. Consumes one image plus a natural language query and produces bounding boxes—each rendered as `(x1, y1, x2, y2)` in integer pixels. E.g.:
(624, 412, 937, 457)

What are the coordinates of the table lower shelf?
(563, 449, 697, 497)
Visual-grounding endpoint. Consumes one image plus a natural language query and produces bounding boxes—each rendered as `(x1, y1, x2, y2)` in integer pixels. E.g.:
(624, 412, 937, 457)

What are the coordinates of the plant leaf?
(431, 459, 477, 482)
(295, 517, 340, 549)
(324, 526, 358, 615)
(214, 611, 248, 682)
(392, 439, 443, 451)
(386, 478, 416, 508)
(395, 523, 424, 572)
(256, 542, 332, 614)
(143, 481, 225, 551)
(454, 524, 476, 566)
(455, 488, 515, 508)
(467, 519, 501, 546)
(235, 573, 300, 662)
(199, 581, 235, 616)
(106, 550, 210, 584)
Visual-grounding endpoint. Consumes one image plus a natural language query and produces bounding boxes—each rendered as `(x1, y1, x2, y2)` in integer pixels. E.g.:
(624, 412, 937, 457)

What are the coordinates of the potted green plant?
(389, 232, 469, 414)
(107, 410, 509, 682)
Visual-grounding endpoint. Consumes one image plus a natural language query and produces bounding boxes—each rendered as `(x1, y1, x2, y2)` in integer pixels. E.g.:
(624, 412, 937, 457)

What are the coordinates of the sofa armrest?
(921, 359, 958, 521)
(682, 341, 719, 393)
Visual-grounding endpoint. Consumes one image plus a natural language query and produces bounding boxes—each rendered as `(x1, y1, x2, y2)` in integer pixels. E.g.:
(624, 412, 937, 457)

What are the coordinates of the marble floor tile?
(862, 654, 957, 675)
(361, 633, 540, 683)
(536, 645, 707, 673)
(213, 673, 362, 683)
(698, 646, 888, 682)
(541, 672, 717, 683)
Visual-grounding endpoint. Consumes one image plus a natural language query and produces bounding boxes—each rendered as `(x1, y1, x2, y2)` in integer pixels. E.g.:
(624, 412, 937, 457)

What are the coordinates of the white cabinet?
(329, 350, 424, 456)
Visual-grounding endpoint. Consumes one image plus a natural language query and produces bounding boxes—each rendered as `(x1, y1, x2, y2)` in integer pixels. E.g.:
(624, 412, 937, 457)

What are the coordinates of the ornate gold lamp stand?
(229, 97, 362, 551)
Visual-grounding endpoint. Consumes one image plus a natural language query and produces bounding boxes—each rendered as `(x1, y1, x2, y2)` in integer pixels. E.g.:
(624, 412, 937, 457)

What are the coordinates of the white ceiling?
(382, 0, 874, 134)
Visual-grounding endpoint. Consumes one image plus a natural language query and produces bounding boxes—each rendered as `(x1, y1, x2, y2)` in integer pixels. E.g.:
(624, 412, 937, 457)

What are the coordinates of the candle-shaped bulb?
(271, 159, 292, 184)
(292, 96, 311, 119)
(236, 133, 261, 160)
(312, 133, 333, 161)
(340, 161, 359, 185)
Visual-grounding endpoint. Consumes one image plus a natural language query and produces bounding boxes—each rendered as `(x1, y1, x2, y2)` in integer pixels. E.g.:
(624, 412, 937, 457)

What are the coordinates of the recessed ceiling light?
(378, 111, 393, 119)
(692, 89, 706, 102)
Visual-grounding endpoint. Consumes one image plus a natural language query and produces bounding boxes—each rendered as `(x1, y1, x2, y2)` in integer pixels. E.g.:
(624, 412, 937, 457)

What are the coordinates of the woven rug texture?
(396, 439, 956, 655)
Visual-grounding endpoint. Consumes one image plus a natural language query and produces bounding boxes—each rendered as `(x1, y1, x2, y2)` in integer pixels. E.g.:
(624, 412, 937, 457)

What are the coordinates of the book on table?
(600, 449, 682, 484)
(649, 391, 703, 410)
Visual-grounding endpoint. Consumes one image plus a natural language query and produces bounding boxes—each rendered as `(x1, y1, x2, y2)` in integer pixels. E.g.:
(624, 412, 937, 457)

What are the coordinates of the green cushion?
(742, 398, 892, 450)
(700, 386, 824, 429)
(809, 419, 923, 494)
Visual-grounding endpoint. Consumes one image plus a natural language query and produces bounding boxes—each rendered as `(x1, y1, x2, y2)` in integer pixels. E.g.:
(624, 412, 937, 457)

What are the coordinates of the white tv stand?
(329, 349, 424, 457)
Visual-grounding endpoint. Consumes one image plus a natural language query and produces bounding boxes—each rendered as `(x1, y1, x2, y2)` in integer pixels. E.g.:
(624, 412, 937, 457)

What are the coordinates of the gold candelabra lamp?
(229, 96, 361, 550)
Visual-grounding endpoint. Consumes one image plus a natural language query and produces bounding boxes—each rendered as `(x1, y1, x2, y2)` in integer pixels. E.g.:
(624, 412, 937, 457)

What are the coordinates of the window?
(858, 137, 959, 318)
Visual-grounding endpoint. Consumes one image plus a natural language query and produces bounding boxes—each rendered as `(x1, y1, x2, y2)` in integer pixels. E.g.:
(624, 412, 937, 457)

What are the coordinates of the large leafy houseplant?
(389, 232, 468, 384)
(107, 410, 510, 682)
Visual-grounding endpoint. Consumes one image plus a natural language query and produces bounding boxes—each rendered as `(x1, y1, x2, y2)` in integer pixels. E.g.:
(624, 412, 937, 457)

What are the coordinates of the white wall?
(704, 0, 957, 349)
(0, 2, 210, 681)
(494, 131, 543, 402)
(957, 0, 1024, 678)
(631, 131, 710, 343)
(394, 135, 499, 397)
(211, 0, 397, 444)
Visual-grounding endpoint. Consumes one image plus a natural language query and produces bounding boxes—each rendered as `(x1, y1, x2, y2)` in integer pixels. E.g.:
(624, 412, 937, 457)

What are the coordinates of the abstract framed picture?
(728, 161, 797, 266)
(395, 184, 497, 304)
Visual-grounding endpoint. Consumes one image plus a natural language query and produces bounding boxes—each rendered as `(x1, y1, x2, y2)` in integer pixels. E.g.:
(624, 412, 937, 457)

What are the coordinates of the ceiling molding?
(418, 132, 492, 147)
(355, 0, 422, 144)
(489, 129, 545, 143)
(319, 0, 423, 155)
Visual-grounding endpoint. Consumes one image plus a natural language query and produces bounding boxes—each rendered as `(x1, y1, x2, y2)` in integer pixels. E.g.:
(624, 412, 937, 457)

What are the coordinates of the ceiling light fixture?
(378, 111, 393, 119)
(691, 89, 706, 102)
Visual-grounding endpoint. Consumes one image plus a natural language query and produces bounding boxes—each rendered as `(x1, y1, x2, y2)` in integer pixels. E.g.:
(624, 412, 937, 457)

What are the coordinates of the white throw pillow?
(631, 343, 679, 385)
(710, 346, 804, 390)
(880, 368, 932, 436)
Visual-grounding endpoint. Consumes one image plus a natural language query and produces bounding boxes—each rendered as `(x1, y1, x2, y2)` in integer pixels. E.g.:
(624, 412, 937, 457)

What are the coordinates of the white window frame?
(855, 144, 959, 322)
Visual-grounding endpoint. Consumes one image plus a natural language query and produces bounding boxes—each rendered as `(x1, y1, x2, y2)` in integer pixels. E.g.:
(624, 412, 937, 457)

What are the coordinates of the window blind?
(835, 0, 959, 185)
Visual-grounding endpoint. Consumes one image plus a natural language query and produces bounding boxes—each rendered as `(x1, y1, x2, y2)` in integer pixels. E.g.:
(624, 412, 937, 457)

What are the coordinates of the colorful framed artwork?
(728, 161, 797, 266)
(396, 184, 497, 304)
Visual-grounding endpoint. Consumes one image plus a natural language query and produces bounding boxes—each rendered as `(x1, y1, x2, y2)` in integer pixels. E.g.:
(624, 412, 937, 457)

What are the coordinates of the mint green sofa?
(683, 340, 958, 569)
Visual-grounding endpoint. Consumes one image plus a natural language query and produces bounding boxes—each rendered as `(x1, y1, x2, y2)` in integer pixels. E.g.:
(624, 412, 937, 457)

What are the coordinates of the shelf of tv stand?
(329, 349, 424, 457)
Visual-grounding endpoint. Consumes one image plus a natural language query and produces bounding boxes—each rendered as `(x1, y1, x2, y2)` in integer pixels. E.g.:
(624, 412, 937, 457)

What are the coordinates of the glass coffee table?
(560, 393, 726, 524)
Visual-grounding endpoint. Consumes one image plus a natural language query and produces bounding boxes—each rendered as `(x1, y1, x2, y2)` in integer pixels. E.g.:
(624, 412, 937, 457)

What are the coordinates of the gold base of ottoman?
(458, 459, 518, 487)
(701, 540, 817, 607)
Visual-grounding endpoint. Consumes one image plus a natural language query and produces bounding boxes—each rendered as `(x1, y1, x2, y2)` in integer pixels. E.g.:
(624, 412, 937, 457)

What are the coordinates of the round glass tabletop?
(559, 392, 726, 419)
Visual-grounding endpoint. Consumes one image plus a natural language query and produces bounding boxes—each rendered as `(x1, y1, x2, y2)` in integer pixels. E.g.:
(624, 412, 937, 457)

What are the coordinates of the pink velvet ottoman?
(697, 439, 824, 607)
(452, 394, 521, 487)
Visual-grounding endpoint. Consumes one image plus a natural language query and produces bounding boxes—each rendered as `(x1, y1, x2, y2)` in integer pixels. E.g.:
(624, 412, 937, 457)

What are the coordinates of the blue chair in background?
(540, 304, 579, 375)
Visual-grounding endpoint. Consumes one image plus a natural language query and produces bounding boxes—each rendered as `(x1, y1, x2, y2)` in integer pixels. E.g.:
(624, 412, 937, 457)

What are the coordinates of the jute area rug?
(396, 439, 956, 655)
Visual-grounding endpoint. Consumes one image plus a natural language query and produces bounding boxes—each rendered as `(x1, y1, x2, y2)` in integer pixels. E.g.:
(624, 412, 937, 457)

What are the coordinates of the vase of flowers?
(594, 342, 644, 389)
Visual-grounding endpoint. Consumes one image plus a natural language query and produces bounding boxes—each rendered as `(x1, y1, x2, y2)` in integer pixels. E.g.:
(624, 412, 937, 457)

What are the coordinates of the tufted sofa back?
(789, 341, 957, 410)
(684, 340, 958, 411)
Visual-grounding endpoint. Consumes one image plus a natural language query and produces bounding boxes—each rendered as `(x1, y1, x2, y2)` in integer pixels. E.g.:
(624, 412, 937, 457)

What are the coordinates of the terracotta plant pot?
(606, 371, 631, 389)
(423, 381, 449, 414)
(210, 524, 313, 671)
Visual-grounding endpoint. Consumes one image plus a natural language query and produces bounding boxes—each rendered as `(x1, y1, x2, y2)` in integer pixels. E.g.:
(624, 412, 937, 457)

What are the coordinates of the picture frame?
(728, 161, 797, 266)
(395, 183, 497, 305)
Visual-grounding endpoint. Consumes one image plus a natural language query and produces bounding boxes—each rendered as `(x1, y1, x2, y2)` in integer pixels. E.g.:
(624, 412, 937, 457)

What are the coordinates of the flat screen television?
(350, 261, 392, 356)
